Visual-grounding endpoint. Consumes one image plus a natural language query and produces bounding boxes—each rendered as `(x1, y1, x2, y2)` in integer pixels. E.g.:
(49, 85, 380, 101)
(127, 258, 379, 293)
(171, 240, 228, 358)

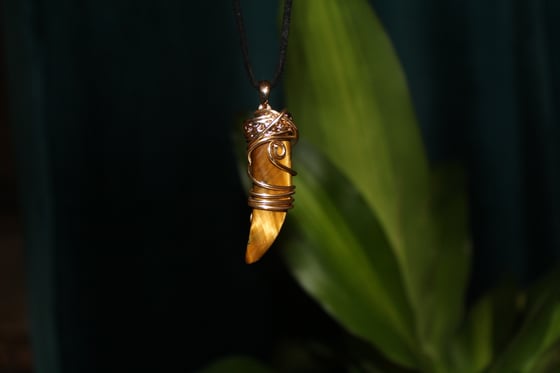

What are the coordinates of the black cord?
(233, 0, 293, 90)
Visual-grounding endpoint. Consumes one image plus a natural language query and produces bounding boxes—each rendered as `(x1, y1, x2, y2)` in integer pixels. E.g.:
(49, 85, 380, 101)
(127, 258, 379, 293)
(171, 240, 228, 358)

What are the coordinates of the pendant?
(242, 81, 298, 264)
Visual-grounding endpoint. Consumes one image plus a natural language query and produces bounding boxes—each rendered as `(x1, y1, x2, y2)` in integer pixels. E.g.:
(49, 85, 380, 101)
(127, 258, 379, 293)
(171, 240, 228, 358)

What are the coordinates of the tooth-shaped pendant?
(243, 81, 298, 264)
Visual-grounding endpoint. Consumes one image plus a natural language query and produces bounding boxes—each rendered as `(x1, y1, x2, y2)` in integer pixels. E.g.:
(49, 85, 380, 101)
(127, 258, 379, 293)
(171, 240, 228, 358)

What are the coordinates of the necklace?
(233, 0, 298, 264)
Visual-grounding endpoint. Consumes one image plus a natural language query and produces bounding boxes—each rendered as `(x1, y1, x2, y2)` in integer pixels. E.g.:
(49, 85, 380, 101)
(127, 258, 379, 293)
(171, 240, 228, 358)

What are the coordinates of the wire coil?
(243, 107, 298, 212)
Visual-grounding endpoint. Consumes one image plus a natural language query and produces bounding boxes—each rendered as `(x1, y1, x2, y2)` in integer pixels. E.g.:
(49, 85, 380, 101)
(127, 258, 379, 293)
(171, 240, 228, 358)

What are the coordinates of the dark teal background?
(2, 0, 560, 372)
(371, 0, 560, 296)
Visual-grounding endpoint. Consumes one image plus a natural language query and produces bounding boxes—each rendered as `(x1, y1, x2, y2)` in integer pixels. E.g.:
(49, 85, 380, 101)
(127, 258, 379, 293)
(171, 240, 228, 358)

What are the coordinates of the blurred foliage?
(198, 0, 560, 372)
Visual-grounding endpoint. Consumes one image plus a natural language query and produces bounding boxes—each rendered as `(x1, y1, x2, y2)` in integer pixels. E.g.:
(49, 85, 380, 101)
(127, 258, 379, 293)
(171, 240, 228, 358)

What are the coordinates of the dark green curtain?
(371, 0, 560, 297)
(2, 0, 560, 372)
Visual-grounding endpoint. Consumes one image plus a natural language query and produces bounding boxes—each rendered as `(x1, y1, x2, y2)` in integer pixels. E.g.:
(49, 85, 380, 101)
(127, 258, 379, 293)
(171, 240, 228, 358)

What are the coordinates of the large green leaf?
(283, 0, 470, 370)
(446, 277, 525, 373)
(283, 141, 418, 367)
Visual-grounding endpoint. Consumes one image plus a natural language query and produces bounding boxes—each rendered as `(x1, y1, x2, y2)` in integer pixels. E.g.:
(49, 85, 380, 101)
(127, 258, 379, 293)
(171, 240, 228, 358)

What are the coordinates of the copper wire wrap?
(243, 106, 298, 212)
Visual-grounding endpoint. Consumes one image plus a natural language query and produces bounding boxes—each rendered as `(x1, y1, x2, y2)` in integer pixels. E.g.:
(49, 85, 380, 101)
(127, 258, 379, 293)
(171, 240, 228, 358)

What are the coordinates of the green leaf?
(488, 270, 560, 373)
(283, 141, 418, 368)
(448, 293, 496, 373)
(284, 0, 470, 369)
(195, 355, 274, 373)
(467, 296, 494, 372)
(285, 0, 431, 268)
(529, 342, 560, 373)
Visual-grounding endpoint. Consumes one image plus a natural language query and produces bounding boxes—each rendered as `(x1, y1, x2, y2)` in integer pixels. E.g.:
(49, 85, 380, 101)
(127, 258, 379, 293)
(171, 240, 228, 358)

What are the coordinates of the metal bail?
(258, 80, 271, 109)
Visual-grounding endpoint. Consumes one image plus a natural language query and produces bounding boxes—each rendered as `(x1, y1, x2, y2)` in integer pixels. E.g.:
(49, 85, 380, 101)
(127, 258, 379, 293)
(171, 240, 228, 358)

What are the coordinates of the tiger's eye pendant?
(243, 81, 298, 264)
